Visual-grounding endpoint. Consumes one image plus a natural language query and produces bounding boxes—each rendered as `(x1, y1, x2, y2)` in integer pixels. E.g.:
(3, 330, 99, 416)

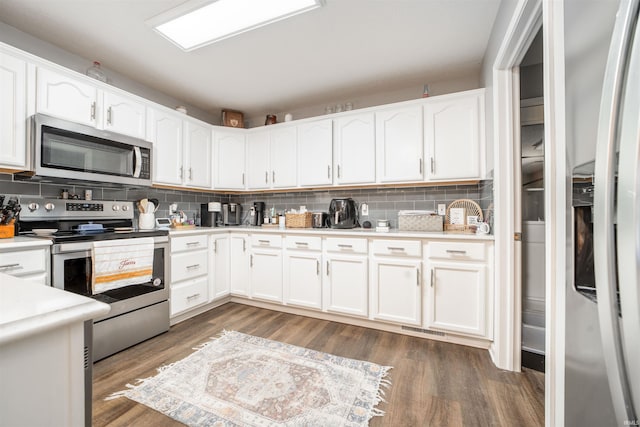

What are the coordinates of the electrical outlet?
(438, 204, 446, 216)
(361, 203, 369, 216)
(169, 203, 178, 215)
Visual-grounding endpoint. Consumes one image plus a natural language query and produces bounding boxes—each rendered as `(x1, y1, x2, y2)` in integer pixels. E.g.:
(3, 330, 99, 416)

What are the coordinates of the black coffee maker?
(328, 198, 358, 228)
(250, 202, 266, 226)
(201, 202, 222, 227)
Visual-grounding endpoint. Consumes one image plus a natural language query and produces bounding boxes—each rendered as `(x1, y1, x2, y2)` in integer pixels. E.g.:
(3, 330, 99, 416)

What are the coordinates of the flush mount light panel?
(149, 0, 323, 51)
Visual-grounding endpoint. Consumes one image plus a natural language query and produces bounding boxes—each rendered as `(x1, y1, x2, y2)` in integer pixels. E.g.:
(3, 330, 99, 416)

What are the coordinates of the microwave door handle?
(133, 146, 142, 178)
(593, 0, 639, 423)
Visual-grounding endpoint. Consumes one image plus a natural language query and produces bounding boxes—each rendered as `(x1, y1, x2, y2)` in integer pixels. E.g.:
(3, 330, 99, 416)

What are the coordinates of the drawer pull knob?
(0, 263, 21, 270)
(446, 250, 467, 254)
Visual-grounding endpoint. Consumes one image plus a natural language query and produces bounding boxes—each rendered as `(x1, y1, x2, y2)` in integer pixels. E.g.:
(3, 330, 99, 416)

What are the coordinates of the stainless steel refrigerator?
(566, 0, 639, 425)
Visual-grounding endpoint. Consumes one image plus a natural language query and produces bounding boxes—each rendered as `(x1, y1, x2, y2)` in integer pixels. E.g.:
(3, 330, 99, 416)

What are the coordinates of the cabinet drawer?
(171, 249, 208, 282)
(171, 234, 209, 252)
(0, 249, 47, 276)
(251, 234, 282, 248)
(324, 237, 367, 254)
(371, 239, 421, 257)
(284, 235, 322, 251)
(428, 241, 487, 261)
(171, 276, 208, 316)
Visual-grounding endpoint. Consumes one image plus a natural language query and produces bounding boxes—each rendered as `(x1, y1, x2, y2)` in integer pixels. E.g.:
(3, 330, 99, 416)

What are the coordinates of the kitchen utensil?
(140, 199, 149, 213)
(148, 199, 160, 212)
(32, 229, 58, 236)
(147, 201, 155, 214)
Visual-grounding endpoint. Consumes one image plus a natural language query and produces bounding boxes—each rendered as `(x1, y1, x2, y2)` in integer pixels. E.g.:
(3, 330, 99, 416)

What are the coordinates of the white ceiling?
(0, 0, 501, 121)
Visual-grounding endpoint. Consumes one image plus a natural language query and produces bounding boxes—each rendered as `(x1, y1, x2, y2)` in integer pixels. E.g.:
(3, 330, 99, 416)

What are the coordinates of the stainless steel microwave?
(17, 114, 152, 187)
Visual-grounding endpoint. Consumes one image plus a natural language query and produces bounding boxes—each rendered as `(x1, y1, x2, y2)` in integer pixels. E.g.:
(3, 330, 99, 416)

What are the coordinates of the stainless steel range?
(18, 198, 170, 362)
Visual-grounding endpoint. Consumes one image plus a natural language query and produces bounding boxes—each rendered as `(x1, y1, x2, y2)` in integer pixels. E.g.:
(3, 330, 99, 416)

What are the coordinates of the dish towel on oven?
(91, 237, 154, 294)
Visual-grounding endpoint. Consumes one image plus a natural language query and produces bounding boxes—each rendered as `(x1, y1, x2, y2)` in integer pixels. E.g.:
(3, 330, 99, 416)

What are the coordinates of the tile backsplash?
(0, 173, 493, 229)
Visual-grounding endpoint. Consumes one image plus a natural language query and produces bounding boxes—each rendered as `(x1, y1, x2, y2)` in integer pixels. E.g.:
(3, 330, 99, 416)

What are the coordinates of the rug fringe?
(367, 365, 393, 421)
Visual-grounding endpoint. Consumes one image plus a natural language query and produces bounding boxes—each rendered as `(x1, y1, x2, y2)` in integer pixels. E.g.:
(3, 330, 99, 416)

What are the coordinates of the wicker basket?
(285, 212, 313, 228)
(398, 211, 443, 232)
(444, 199, 483, 233)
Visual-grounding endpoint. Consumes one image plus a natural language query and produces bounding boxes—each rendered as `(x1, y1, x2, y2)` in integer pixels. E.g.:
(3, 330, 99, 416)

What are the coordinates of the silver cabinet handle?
(446, 250, 467, 254)
(0, 263, 21, 270)
(419, 158, 423, 174)
(387, 246, 405, 251)
(186, 264, 200, 270)
(295, 241, 308, 246)
(243, 239, 246, 252)
(265, 171, 268, 184)
(431, 269, 435, 287)
(242, 172, 245, 185)
(258, 239, 270, 245)
(337, 164, 341, 178)
(272, 170, 275, 183)
(417, 268, 420, 287)
(316, 259, 320, 276)
(326, 260, 330, 276)
(327, 165, 331, 179)
(431, 157, 435, 174)
(213, 240, 217, 253)
(186, 241, 200, 247)
(189, 168, 193, 180)
(337, 244, 353, 249)
(107, 106, 113, 125)
(186, 293, 200, 301)
(179, 166, 184, 179)
(90, 101, 96, 121)
(250, 254, 253, 267)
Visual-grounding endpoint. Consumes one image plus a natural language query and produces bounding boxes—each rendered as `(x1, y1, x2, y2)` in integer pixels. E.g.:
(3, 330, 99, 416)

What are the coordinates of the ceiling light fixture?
(148, 0, 323, 51)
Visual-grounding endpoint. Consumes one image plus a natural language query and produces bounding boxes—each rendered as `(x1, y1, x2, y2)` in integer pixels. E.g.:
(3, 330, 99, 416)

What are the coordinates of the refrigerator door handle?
(594, 0, 639, 423)
(616, 3, 640, 417)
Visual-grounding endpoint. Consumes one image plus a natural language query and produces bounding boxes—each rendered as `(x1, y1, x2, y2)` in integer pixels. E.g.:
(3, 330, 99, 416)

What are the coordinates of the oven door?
(52, 241, 168, 321)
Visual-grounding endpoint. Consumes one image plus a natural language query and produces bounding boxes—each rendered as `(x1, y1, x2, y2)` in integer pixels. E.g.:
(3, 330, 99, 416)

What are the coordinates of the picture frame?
(222, 109, 244, 128)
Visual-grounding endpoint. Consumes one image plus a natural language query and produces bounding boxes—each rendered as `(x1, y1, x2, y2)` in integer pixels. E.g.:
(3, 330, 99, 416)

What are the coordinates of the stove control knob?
(122, 205, 129, 212)
(44, 203, 55, 212)
(112, 205, 120, 211)
(28, 203, 39, 212)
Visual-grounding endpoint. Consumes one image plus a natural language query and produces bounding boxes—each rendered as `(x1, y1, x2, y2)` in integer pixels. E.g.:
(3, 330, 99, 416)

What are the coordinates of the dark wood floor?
(93, 303, 544, 426)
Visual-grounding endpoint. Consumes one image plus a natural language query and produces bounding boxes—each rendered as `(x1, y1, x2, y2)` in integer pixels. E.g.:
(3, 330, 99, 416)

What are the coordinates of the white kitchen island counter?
(0, 272, 110, 427)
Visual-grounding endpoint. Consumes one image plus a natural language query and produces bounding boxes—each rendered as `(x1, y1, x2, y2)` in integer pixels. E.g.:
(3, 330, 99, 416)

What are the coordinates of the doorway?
(518, 29, 545, 372)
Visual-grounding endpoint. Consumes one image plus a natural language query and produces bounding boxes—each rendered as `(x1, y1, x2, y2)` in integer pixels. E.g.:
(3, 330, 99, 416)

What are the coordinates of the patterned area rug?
(109, 331, 392, 426)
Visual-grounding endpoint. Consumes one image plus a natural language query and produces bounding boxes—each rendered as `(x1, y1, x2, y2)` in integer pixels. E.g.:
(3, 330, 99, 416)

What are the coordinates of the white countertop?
(0, 236, 53, 250)
(0, 273, 110, 345)
(169, 226, 494, 241)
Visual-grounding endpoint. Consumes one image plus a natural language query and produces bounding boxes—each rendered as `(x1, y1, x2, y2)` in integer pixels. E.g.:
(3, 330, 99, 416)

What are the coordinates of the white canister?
(84, 189, 92, 200)
(139, 213, 155, 230)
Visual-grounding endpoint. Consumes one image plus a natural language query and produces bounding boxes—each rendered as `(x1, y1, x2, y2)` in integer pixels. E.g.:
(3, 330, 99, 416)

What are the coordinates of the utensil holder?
(138, 213, 155, 230)
(0, 221, 16, 238)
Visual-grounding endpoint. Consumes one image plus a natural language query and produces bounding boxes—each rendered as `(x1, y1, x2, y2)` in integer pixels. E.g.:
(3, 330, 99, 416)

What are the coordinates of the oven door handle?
(133, 146, 142, 178)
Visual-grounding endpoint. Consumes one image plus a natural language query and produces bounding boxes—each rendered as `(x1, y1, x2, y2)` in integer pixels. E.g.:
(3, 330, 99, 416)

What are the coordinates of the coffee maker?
(201, 202, 222, 227)
(222, 203, 242, 226)
(249, 202, 265, 226)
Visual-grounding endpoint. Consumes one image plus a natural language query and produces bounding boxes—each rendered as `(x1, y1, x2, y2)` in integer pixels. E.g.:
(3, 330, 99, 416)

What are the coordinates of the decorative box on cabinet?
(424, 240, 493, 339)
(170, 234, 209, 316)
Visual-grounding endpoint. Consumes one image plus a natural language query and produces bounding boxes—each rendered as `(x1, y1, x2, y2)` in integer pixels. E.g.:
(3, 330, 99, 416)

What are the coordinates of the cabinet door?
(371, 258, 422, 326)
(284, 251, 322, 309)
(246, 130, 271, 189)
(149, 109, 183, 186)
(424, 260, 487, 337)
(210, 235, 229, 301)
(229, 234, 250, 296)
(36, 67, 98, 127)
(424, 91, 483, 180)
(334, 113, 376, 185)
(0, 52, 27, 169)
(298, 119, 333, 186)
(102, 91, 146, 139)
(214, 130, 246, 189)
(324, 255, 368, 317)
(270, 126, 298, 188)
(184, 121, 212, 188)
(375, 105, 423, 182)
(250, 249, 283, 303)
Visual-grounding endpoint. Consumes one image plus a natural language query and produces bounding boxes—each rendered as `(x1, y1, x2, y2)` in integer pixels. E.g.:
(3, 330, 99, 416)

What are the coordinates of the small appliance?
(201, 202, 222, 227)
(328, 198, 357, 229)
(311, 212, 326, 228)
(250, 202, 265, 226)
(222, 203, 242, 226)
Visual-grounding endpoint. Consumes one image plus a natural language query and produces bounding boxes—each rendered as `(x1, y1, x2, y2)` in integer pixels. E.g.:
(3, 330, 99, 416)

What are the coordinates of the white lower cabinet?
(370, 239, 422, 326)
(229, 234, 250, 296)
(283, 236, 322, 310)
(323, 238, 368, 317)
(170, 234, 209, 316)
(0, 246, 50, 285)
(210, 234, 230, 301)
(424, 241, 493, 338)
(250, 235, 283, 303)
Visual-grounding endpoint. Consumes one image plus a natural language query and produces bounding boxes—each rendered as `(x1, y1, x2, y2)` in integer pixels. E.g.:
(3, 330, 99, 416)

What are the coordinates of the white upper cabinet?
(148, 108, 184, 186)
(246, 130, 271, 189)
(0, 50, 28, 170)
(184, 120, 212, 188)
(214, 128, 246, 190)
(334, 112, 376, 185)
(298, 119, 333, 186)
(375, 105, 423, 183)
(36, 67, 98, 127)
(270, 126, 297, 188)
(101, 91, 146, 139)
(424, 89, 485, 180)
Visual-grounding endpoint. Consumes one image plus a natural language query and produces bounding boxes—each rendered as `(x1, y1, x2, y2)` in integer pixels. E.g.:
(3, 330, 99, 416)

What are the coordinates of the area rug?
(108, 330, 392, 426)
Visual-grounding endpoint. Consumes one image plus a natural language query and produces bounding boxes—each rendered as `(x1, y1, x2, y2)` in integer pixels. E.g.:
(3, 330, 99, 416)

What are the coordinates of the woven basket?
(285, 212, 313, 228)
(444, 199, 483, 233)
(398, 211, 443, 232)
